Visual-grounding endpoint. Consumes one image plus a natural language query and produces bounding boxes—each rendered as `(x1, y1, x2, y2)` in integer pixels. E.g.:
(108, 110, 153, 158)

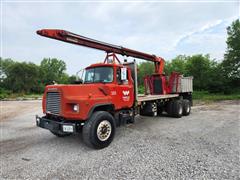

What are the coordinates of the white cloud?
(2, 2, 238, 74)
(173, 16, 237, 50)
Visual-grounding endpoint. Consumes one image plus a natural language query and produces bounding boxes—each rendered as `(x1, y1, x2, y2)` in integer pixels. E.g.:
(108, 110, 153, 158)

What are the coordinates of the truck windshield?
(84, 67, 113, 83)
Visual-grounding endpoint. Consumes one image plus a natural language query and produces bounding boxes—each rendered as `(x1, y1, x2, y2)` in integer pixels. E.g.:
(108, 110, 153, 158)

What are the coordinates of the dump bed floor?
(137, 94, 179, 102)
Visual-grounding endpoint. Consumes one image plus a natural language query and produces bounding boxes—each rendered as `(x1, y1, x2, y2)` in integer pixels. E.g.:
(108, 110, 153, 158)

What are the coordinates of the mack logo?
(122, 90, 129, 96)
(48, 88, 58, 91)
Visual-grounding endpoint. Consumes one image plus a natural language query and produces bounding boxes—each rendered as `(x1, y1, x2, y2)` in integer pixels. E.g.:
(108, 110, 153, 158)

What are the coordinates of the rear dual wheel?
(150, 102, 158, 117)
(167, 99, 191, 118)
(182, 99, 191, 116)
(140, 102, 158, 117)
(157, 106, 163, 115)
(167, 100, 183, 118)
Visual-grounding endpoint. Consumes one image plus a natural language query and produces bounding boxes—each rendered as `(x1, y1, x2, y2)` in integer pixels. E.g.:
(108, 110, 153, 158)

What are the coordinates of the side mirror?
(121, 67, 127, 81)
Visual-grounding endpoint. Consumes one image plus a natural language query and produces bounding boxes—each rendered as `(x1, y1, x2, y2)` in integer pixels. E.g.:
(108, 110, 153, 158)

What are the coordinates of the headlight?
(73, 104, 79, 112)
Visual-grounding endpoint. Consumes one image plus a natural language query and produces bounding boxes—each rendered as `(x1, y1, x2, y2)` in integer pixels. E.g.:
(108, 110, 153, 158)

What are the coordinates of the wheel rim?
(152, 103, 157, 116)
(153, 111, 157, 116)
(97, 120, 112, 141)
(179, 106, 183, 115)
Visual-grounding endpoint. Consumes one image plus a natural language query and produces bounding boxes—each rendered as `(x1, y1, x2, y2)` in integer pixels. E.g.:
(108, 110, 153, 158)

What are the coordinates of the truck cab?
(42, 62, 135, 121)
(37, 60, 138, 149)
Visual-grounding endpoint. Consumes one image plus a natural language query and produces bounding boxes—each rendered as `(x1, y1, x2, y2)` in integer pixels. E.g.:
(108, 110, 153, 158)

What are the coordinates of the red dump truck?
(36, 29, 193, 149)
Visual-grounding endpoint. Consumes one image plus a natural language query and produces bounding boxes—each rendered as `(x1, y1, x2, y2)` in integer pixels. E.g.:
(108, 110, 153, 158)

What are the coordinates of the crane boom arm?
(37, 29, 165, 74)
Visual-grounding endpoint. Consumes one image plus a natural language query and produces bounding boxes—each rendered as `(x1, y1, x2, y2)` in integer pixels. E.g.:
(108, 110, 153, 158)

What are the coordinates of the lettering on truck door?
(115, 67, 134, 109)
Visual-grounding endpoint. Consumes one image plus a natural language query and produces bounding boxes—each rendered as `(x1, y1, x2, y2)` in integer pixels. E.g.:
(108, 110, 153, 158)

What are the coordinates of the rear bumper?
(36, 115, 76, 133)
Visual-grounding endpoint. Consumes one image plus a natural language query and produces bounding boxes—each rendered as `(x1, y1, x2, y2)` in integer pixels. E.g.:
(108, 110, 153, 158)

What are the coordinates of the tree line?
(0, 19, 239, 95)
(138, 54, 238, 94)
(0, 58, 76, 94)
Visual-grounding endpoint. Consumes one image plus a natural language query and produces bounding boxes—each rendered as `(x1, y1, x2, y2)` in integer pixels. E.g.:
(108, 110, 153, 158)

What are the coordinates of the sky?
(1, 0, 240, 75)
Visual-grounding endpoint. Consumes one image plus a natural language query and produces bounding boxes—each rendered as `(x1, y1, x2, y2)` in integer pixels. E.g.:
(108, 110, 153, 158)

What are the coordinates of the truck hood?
(43, 84, 113, 120)
(45, 84, 111, 99)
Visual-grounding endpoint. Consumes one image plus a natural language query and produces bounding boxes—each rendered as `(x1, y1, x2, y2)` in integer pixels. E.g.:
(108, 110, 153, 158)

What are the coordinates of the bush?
(0, 88, 11, 99)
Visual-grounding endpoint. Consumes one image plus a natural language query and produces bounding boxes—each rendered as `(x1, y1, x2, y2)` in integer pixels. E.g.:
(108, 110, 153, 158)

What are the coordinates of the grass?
(0, 87, 43, 100)
(192, 91, 240, 101)
(22, 94, 42, 99)
(0, 92, 42, 100)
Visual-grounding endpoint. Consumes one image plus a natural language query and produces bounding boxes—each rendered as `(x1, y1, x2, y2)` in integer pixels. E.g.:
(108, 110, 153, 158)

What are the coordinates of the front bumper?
(36, 115, 76, 133)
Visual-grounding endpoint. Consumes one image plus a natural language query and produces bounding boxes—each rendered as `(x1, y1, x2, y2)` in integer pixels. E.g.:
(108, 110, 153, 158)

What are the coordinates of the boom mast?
(37, 29, 165, 74)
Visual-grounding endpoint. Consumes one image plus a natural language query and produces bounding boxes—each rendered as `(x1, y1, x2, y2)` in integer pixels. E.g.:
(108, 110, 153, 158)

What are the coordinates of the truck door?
(114, 67, 134, 109)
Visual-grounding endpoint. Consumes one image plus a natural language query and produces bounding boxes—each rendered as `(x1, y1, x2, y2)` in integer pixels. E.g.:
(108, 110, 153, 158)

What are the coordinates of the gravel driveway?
(0, 100, 239, 179)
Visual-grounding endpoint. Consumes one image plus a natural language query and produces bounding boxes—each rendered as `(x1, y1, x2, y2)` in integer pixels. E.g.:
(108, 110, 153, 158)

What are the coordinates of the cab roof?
(86, 62, 124, 69)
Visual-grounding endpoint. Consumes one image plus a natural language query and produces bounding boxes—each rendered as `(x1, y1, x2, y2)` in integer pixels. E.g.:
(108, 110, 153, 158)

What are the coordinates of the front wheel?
(82, 111, 116, 149)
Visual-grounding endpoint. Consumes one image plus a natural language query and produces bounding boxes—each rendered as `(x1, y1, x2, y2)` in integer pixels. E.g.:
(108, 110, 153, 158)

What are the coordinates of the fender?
(87, 103, 115, 119)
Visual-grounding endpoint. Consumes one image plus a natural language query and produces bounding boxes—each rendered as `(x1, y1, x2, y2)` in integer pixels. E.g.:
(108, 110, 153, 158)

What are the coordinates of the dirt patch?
(0, 136, 30, 154)
(197, 105, 224, 111)
(19, 126, 38, 131)
(0, 100, 41, 121)
(193, 100, 239, 111)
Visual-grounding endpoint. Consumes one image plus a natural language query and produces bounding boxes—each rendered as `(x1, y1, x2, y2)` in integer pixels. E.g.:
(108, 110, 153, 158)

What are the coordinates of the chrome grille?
(46, 92, 61, 115)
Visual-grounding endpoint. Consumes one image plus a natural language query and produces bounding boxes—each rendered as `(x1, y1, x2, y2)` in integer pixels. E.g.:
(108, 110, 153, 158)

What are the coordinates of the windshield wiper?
(84, 81, 93, 84)
(94, 80, 106, 84)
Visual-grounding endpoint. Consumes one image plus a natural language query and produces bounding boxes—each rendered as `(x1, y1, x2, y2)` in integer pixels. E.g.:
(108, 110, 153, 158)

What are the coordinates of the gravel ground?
(0, 100, 239, 179)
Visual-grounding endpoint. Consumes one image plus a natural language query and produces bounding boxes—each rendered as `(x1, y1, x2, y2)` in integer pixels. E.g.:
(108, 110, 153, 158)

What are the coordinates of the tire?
(157, 105, 164, 116)
(50, 131, 71, 137)
(157, 106, 163, 116)
(172, 100, 183, 118)
(82, 111, 116, 149)
(182, 99, 191, 116)
(140, 102, 157, 117)
(166, 101, 173, 115)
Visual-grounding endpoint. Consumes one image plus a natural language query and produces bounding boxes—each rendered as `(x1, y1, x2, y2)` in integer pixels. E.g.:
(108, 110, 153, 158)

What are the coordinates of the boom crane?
(36, 29, 165, 74)
(35, 28, 193, 149)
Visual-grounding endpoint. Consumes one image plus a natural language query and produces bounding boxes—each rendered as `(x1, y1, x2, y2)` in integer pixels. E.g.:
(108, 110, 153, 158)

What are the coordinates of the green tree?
(185, 54, 213, 90)
(40, 58, 67, 85)
(164, 55, 187, 75)
(207, 62, 227, 93)
(68, 75, 78, 84)
(0, 58, 15, 82)
(137, 62, 154, 86)
(60, 73, 71, 84)
(5, 62, 40, 93)
(222, 19, 240, 88)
